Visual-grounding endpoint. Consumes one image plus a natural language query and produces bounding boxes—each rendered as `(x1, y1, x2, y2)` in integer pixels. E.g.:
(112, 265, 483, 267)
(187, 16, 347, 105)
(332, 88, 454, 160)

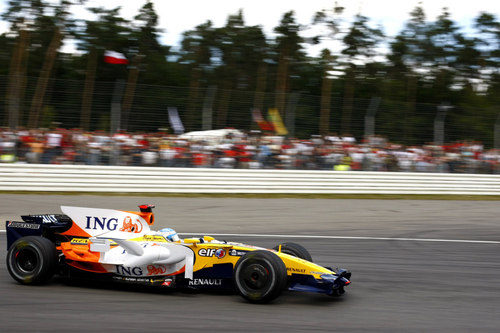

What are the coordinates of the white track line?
(1, 229, 498, 244)
(179, 232, 500, 244)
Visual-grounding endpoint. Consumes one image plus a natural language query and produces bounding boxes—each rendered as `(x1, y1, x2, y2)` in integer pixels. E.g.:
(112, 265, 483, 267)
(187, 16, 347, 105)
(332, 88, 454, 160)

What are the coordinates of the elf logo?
(85, 216, 119, 231)
(198, 248, 226, 259)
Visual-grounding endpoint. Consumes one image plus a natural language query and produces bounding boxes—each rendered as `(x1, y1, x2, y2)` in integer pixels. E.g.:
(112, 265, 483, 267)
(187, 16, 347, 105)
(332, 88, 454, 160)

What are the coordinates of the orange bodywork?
(123, 211, 154, 225)
(60, 241, 107, 273)
(60, 222, 91, 238)
(61, 242, 101, 262)
(66, 260, 108, 273)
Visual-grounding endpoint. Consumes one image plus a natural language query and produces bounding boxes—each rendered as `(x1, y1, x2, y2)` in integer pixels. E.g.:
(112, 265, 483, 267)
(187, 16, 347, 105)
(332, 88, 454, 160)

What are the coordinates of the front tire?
(273, 242, 313, 262)
(233, 250, 287, 303)
(6, 236, 58, 285)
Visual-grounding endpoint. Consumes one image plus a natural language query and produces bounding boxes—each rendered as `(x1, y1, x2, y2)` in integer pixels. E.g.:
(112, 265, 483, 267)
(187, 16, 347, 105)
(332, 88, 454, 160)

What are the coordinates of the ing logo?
(119, 216, 143, 233)
(147, 265, 167, 276)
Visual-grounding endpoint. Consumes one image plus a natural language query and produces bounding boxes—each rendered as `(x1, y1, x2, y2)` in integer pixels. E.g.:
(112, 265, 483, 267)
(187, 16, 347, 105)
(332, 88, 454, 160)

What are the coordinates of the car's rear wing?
(5, 214, 72, 249)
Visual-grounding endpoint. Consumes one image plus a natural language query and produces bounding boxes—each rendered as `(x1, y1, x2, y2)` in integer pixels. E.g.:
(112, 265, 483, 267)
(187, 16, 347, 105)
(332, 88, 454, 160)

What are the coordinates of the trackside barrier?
(0, 164, 499, 195)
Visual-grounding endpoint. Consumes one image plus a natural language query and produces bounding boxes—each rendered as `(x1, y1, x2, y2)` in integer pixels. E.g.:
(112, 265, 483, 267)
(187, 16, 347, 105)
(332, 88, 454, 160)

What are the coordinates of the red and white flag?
(104, 51, 129, 65)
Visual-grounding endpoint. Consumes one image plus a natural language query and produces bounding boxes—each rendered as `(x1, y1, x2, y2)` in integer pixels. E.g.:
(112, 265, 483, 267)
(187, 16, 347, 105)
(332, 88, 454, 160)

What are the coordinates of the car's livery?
(5, 205, 351, 303)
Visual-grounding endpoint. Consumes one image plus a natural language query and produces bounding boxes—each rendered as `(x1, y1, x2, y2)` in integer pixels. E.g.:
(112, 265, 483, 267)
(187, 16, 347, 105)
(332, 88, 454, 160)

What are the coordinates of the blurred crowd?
(0, 127, 499, 174)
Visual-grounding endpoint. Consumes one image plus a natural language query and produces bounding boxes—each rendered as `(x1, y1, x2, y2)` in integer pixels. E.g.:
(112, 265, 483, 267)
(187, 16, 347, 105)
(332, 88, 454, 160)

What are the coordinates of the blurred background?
(0, 0, 498, 171)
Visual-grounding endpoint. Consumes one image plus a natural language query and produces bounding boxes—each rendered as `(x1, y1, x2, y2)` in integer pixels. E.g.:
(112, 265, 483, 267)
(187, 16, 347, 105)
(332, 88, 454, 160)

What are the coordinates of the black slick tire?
(6, 236, 58, 285)
(273, 242, 313, 262)
(233, 250, 287, 303)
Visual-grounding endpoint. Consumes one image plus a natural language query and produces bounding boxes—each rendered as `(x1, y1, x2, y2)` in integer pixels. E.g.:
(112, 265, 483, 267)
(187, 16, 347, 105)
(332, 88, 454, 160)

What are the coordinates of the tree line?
(0, 0, 499, 146)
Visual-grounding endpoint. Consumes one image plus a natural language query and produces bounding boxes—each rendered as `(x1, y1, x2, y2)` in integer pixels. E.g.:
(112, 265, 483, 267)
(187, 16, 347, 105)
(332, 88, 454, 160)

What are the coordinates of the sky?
(0, 0, 499, 56)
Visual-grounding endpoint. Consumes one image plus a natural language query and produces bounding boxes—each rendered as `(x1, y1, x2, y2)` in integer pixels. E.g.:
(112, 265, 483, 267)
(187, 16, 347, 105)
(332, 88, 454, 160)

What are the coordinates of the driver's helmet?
(159, 228, 180, 242)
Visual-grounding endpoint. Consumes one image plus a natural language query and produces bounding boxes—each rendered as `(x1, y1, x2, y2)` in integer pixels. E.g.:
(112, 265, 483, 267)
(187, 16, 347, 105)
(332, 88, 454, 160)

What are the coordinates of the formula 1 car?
(5, 205, 351, 303)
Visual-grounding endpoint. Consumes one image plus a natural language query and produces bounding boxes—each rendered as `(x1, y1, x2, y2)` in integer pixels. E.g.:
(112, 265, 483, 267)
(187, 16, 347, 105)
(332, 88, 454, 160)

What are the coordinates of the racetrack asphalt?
(1, 195, 499, 332)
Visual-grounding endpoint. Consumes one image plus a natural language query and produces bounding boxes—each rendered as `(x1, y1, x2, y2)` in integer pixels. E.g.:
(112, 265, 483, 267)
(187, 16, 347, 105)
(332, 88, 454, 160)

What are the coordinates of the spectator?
(1, 127, 498, 174)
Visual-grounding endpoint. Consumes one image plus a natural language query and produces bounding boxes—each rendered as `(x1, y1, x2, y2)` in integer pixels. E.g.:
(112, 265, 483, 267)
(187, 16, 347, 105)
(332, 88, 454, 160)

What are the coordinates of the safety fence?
(0, 164, 499, 195)
(2, 75, 498, 147)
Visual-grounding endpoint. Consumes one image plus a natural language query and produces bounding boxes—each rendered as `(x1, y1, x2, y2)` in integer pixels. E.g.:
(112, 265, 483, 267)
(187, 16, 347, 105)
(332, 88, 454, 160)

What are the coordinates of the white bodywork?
(62, 206, 194, 279)
(61, 206, 151, 237)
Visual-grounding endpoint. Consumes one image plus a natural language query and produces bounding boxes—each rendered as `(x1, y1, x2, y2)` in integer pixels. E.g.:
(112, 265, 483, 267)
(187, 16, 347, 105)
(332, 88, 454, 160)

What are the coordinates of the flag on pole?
(268, 108, 288, 135)
(251, 108, 274, 131)
(167, 107, 185, 134)
(104, 51, 129, 64)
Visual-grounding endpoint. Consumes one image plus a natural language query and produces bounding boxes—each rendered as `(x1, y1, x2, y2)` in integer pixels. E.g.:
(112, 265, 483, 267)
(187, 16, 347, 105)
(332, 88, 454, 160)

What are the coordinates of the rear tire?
(273, 242, 312, 262)
(6, 236, 58, 285)
(233, 250, 287, 303)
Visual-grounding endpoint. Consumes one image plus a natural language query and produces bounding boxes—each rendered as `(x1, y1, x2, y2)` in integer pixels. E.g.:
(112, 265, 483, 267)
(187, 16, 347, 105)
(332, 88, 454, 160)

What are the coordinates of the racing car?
(5, 205, 351, 303)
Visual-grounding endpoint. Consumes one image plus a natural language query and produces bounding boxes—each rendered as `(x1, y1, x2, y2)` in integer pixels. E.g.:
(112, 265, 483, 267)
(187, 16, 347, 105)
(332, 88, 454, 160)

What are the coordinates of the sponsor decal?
(215, 248, 226, 259)
(287, 267, 306, 273)
(72, 238, 117, 246)
(198, 248, 226, 259)
(71, 238, 89, 244)
(113, 276, 175, 286)
(113, 276, 150, 283)
(31, 215, 59, 223)
(116, 265, 143, 276)
(229, 249, 248, 257)
(188, 278, 222, 286)
(7, 221, 41, 229)
(162, 279, 173, 287)
(85, 216, 119, 231)
(119, 216, 143, 233)
(147, 265, 167, 276)
(133, 235, 166, 242)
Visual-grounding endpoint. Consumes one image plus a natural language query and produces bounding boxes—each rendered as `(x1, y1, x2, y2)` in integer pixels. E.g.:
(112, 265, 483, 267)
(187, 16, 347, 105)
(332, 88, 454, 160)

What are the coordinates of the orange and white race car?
(5, 205, 351, 303)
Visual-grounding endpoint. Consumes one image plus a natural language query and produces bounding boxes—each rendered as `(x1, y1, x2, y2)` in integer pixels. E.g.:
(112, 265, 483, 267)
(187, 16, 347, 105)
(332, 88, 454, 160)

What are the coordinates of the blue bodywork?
(6, 214, 71, 249)
(288, 269, 351, 295)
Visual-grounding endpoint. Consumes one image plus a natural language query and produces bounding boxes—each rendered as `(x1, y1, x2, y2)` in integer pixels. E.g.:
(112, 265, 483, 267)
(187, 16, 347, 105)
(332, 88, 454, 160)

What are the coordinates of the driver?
(158, 228, 180, 242)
